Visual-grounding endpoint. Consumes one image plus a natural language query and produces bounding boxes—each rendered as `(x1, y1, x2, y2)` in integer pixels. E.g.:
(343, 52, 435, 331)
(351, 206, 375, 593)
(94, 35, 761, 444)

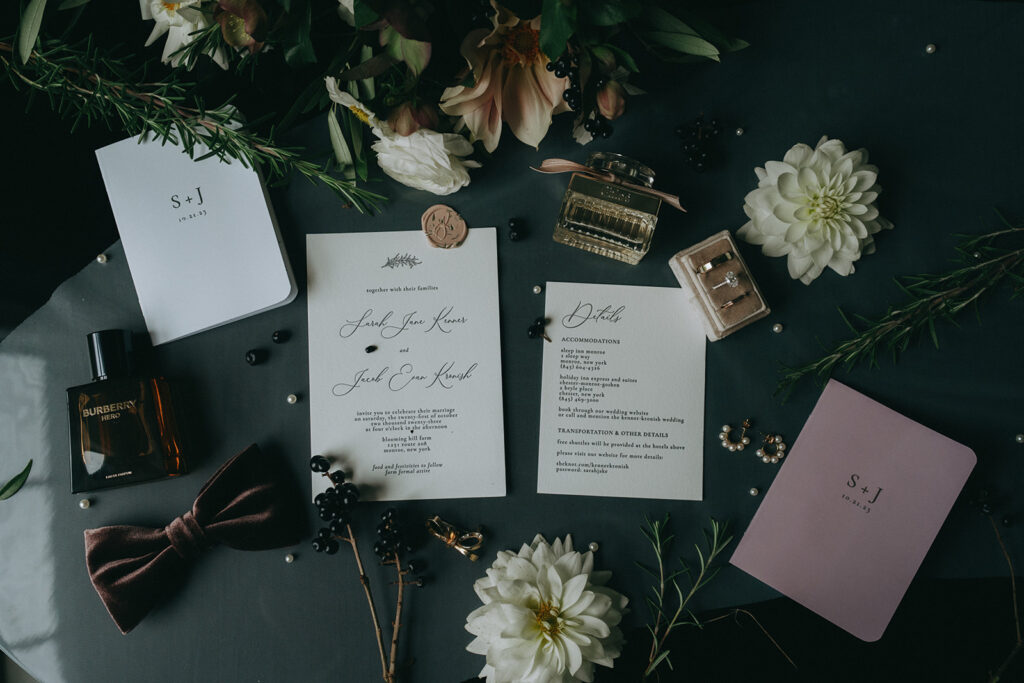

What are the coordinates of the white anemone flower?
(738, 136, 893, 285)
(466, 534, 627, 683)
(325, 78, 479, 195)
(140, 1, 227, 69)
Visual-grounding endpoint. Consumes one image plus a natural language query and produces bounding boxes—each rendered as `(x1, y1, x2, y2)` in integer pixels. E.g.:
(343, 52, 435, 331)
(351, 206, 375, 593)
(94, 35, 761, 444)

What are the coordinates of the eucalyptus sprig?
(638, 515, 732, 679)
(778, 217, 1024, 396)
(0, 38, 387, 214)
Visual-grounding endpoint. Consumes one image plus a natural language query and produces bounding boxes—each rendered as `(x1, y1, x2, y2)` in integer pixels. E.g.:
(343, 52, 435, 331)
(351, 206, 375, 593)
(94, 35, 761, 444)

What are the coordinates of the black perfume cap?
(87, 330, 132, 381)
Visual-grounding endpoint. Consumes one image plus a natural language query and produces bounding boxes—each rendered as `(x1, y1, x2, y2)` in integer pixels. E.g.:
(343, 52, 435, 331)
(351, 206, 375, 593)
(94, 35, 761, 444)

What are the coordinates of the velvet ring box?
(668, 230, 770, 340)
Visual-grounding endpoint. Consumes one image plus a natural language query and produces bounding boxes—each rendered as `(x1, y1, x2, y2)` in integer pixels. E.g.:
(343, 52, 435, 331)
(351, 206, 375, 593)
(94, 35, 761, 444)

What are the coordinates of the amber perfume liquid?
(67, 330, 187, 492)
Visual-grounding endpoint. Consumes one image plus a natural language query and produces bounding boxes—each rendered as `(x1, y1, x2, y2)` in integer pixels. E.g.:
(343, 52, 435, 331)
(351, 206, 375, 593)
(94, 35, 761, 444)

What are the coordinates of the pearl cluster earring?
(719, 419, 752, 451)
(755, 434, 787, 464)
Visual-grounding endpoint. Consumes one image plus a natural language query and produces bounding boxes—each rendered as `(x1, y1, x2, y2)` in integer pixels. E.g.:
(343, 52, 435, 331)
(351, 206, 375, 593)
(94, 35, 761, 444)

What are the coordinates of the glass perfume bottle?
(552, 152, 662, 265)
(67, 330, 187, 493)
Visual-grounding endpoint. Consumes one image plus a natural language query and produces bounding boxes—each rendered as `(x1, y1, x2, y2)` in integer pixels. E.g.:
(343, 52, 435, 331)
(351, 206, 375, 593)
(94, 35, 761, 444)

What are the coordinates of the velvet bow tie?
(84, 444, 303, 634)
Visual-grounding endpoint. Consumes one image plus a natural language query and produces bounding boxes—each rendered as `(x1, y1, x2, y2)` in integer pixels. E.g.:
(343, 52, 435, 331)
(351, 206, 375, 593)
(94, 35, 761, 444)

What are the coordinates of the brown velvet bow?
(84, 444, 303, 634)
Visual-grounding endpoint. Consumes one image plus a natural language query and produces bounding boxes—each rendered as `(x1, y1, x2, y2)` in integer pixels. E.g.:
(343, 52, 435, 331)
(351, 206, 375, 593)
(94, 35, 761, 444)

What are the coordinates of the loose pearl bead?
(735, 127, 745, 136)
(95, 254, 108, 264)
(533, 285, 543, 294)
(79, 498, 91, 510)
(749, 487, 759, 496)
(285, 553, 295, 564)
(925, 43, 937, 54)
(588, 542, 599, 552)
(771, 323, 783, 334)
(286, 393, 299, 404)
(1016, 434, 1024, 444)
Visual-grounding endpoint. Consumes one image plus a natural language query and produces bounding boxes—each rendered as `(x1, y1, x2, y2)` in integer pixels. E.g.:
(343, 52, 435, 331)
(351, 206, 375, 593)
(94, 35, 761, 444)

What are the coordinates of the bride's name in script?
(561, 302, 626, 328)
(338, 306, 468, 339)
(332, 361, 479, 396)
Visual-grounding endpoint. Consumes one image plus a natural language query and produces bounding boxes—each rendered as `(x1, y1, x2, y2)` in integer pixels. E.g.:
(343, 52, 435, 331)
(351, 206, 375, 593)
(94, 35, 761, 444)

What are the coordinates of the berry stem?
(388, 552, 406, 681)
(344, 523, 391, 682)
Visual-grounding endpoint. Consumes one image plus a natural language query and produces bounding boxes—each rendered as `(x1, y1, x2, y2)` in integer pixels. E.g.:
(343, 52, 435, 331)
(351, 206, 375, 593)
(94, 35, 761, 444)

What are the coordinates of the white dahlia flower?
(738, 136, 893, 284)
(466, 534, 627, 683)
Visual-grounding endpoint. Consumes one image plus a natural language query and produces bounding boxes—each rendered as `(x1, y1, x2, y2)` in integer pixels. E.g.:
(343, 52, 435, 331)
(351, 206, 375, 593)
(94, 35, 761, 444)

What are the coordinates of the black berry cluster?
(675, 115, 721, 172)
(310, 455, 357, 555)
(582, 113, 613, 139)
(546, 53, 582, 112)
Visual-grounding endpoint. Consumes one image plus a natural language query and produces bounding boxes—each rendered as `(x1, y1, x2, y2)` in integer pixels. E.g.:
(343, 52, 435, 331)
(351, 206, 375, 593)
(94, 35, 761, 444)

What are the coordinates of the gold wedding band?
(719, 291, 749, 309)
(696, 252, 734, 274)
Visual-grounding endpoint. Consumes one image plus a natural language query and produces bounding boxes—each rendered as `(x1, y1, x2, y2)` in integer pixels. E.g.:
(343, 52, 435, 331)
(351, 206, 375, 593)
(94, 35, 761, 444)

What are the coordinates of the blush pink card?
(730, 380, 975, 641)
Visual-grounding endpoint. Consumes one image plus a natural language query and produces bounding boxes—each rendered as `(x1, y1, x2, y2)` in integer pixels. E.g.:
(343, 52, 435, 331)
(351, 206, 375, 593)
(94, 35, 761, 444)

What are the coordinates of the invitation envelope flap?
(730, 380, 975, 641)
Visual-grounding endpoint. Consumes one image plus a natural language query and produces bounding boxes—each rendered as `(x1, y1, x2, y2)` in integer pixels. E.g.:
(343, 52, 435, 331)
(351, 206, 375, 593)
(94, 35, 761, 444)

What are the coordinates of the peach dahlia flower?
(440, 2, 568, 152)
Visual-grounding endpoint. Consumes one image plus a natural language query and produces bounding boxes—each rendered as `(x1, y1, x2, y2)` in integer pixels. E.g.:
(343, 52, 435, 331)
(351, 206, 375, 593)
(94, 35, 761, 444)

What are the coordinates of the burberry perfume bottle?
(67, 330, 187, 493)
(552, 152, 662, 265)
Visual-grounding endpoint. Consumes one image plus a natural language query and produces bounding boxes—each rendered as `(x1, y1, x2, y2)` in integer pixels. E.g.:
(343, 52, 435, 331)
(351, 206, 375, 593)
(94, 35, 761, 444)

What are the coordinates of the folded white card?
(307, 229, 506, 501)
(536, 282, 706, 500)
(95, 136, 297, 345)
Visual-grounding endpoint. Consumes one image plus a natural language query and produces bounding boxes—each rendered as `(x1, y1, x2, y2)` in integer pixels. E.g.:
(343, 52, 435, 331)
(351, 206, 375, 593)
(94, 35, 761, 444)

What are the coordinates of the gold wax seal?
(421, 204, 468, 248)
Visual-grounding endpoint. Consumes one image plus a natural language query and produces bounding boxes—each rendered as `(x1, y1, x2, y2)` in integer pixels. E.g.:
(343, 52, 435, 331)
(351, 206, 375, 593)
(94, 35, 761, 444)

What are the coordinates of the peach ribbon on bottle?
(532, 158, 686, 212)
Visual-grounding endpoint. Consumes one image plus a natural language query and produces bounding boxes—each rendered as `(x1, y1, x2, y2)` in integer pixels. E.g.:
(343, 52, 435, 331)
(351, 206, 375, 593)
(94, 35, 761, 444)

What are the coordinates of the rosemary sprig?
(0, 38, 387, 214)
(637, 515, 732, 679)
(778, 218, 1024, 396)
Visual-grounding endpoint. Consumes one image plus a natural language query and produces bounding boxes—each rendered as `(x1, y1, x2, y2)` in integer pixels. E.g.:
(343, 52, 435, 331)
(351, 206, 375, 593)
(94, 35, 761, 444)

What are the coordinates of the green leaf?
(580, 0, 641, 26)
(18, 0, 48, 64)
(645, 650, 672, 676)
(668, 7, 749, 53)
(283, 0, 316, 67)
(540, 0, 577, 61)
(644, 30, 720, 60)
(353, 0, 379, 27)
(837, 307, 858, 333)
(57, 0, 89, 9)
(644, 6, 699, 36)
(327, 107, 354, 176)
(358, 44, 376, 100)
(0, 460, 32, 501)
(602, 43, 639, 72)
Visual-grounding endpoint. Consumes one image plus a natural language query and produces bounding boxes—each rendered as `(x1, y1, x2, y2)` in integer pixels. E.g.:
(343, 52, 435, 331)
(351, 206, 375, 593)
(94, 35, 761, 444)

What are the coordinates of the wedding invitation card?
(536, 282, 706, 499)
(96, 136, 296, 345)
(730, 380, 976, 641)
(307, 229, 506, 501)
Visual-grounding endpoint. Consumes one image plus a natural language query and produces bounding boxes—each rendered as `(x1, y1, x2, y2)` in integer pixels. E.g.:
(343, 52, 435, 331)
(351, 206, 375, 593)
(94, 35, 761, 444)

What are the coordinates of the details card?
(536, 282, 706, 500)
(307, 229, 506, 501)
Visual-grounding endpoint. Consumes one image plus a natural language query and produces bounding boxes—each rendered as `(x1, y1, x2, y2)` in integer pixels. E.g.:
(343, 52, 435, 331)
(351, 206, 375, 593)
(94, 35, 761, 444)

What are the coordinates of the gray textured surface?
(1, 1, 1024, 680)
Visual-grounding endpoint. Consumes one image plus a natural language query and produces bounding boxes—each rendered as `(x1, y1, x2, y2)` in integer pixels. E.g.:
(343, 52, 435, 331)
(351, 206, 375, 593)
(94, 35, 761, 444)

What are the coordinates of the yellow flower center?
(162, 2, 181, 12)
(502, 24, 541, 65)
(534, 601, 562, 636)
(810, 193, 843, 220)
(348, 105, 371, 125)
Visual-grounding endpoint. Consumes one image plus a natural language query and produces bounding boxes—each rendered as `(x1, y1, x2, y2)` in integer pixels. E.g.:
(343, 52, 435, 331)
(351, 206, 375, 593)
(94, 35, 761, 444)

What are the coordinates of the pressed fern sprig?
(778, 217, 1024, 396)
(0, 38, 387, 214)
(638, 515, 732, 679)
